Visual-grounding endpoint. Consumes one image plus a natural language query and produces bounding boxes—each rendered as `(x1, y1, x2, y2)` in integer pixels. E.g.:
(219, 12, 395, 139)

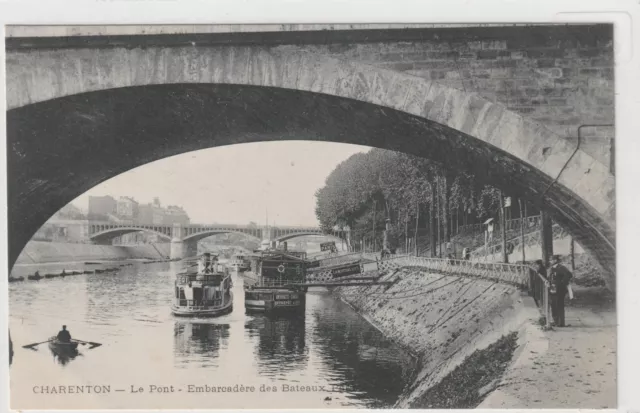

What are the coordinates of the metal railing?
(176, 273, 225, 283)
(372, 255, 530, 288)
(177, 299, 224, 308)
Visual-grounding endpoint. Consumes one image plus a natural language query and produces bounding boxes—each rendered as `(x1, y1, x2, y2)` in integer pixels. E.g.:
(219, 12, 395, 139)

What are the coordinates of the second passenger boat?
(243, 247, 308, 313)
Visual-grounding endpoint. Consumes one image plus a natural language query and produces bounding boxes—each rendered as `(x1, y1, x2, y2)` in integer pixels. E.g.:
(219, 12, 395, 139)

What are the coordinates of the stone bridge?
(6, 24, 615, 289)
(88, 222, 329, 259)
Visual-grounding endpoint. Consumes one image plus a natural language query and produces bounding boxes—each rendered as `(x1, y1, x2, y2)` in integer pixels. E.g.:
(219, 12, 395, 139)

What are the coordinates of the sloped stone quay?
(332, 266, 614, 408)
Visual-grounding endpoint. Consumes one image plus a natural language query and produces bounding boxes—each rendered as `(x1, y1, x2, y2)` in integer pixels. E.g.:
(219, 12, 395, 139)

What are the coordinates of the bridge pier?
(170, 240, 185, 260)
(169, 239, 198, 260)
(169, 223, 194, 260)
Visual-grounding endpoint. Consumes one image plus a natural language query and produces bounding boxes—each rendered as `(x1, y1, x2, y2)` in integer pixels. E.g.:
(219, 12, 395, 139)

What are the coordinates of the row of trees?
(315, 149, 522, 255)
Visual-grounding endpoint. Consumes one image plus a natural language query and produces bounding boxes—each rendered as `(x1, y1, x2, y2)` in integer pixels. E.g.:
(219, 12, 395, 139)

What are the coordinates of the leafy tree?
(315, 148, 505, 253)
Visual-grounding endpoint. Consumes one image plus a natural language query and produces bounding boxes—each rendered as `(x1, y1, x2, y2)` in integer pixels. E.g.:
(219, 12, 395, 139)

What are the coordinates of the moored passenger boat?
(244, 250, 307, 313)
(229, 253, 251, 272)
(171, 254, 233, 317)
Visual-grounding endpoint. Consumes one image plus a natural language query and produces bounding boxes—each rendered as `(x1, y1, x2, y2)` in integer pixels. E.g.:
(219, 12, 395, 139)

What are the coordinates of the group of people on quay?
(535, 255, 574, 327)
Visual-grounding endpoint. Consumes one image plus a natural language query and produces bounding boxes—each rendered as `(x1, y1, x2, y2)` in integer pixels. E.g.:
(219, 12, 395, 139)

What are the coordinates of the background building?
(116, 196, 139, 222)
(33, 204, 89, 243)
(88, 195, 117, 221)
(84, 195, 192, 245)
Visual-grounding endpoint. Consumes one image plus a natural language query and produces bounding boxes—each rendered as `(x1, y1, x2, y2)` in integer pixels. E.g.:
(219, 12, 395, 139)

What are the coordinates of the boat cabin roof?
(259, 253, 307, 263)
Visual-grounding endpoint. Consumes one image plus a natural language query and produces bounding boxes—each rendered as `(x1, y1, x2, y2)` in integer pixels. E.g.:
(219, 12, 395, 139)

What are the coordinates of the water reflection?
(173, 322, 230, 367)
(10, 262, 415, 408)
(244, 313, 307, 375)
(308, 293, 415, 407)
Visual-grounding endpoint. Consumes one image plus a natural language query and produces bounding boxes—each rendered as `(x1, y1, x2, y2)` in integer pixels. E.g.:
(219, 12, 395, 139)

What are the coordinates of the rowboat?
(48, 338, 79, 359)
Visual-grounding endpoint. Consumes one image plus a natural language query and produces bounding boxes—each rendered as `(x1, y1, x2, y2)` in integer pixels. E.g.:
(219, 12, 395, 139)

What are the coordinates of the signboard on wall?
(330, 263, 362, 278)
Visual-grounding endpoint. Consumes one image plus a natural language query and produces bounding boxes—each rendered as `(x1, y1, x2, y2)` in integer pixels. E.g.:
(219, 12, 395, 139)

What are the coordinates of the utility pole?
(414, 199, 420, 257)
(519, 199, 526, 263)
(405, 209, 409, 254)
(430, 183, 437, 258)
(499, 191, 508, 263)
(443, 174, 450, 245)
(372, 200, 377, 252)
(436, 178, 441, 257)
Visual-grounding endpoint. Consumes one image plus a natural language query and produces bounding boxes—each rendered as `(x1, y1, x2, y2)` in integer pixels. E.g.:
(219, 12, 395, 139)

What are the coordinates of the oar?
(23, 338, 53, 349)
(72, 339, 102, 348)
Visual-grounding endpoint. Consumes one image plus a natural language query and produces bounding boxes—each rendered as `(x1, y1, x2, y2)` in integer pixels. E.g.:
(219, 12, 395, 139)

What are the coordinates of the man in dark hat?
(549, 255, 573, 327)
(56, 325, 72, 343)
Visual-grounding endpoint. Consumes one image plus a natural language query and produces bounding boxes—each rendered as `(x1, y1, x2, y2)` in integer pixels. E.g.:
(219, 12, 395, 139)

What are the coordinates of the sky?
(71, 141, 370, 227)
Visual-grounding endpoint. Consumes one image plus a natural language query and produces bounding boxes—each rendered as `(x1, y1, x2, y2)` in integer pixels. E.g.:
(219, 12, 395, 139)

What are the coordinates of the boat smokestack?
(283, 242, 288, 251)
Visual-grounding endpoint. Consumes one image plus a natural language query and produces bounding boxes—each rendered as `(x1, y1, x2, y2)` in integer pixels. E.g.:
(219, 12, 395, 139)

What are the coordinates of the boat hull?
(244, 289, 306, 313)
(48, 340, 79, 358)
(171, 298, 233, 318)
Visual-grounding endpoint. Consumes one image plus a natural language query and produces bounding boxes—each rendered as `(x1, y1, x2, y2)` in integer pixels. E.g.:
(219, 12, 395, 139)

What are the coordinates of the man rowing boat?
(56, 325, 72, 343)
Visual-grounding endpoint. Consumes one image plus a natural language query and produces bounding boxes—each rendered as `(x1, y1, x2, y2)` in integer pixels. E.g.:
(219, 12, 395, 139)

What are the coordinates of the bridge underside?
(7, 84, 615, 289)
(275, 232, 324, 241)
(275, 233, 343, 243)
(90, 229, 172, 244)
(182, 231, 261, 244)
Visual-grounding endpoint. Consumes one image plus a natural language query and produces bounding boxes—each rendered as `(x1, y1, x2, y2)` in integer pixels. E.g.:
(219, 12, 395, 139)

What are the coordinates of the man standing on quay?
(550, 255, 573, 327)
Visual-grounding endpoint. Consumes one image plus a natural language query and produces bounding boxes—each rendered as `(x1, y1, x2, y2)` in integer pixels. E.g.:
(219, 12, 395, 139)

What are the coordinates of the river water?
(9, 261, 416, 409)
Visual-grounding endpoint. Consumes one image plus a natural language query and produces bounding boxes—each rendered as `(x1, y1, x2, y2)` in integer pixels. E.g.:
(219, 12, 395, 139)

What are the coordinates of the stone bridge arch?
(6, 46, 615, 288)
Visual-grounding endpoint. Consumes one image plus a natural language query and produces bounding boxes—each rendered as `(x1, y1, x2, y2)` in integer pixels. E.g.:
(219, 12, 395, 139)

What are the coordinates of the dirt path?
(481, 286, 616, 408)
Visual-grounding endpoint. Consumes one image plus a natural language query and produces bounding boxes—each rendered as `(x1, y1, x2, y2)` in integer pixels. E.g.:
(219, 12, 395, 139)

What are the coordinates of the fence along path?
(310, 250, 551, 325)
(312, 252, 529, 288)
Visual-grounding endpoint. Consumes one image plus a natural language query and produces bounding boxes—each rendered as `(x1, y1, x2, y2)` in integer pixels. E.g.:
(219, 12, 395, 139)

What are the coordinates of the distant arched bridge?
(88, 222, 332, 258)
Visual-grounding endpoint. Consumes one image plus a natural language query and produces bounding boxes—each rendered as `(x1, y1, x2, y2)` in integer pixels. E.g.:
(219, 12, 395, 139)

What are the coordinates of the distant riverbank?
(14, 240, 171, 266)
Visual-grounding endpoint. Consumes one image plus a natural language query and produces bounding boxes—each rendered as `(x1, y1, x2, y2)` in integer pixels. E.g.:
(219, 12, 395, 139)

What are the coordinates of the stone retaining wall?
(14, 240, 171, 264)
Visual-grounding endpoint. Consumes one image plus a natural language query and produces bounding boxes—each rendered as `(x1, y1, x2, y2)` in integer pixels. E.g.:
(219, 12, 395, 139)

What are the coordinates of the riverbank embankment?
(333, 267, 543, 408)
(15, 240, 171, 265)
(334, 265, 615, 409)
